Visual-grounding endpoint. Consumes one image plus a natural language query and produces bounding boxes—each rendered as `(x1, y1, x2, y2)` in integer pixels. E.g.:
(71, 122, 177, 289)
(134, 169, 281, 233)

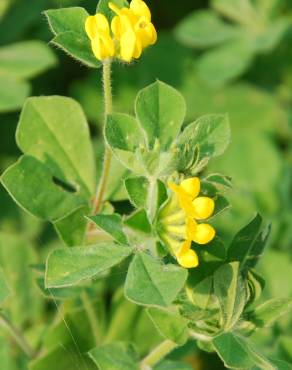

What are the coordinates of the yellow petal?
(186, 218, 197, 240)
(148, 22, 157, 44)
(120, 28, 136, 61)
(111, 16, 122, 39)
(95, 13, 110, 32)
(179, 239, 192, 254)
(180, 177, 200, 199)
(192, 197, 215, 220)
(85, 16, 97, 40)
(130, 0, 151, 20)
(192, 223, 215, 245)
(179, 195, 197, 218)
(91, 34, 115, 61)
(91, 37, 103, 60)
(177, 248, 199, 269)
(133, 36, 142, 58)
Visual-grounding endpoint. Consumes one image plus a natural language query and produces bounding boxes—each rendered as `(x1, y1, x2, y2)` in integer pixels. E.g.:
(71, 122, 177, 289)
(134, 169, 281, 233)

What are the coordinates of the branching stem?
(140, 339, 177, 369)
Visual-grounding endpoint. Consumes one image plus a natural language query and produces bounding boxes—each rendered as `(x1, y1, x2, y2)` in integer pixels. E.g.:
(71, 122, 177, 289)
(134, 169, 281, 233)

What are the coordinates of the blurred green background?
(0, 0, 292, 369)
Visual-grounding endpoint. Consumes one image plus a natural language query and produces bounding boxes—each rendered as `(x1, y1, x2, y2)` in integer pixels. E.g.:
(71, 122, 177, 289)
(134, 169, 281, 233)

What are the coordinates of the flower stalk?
(90, 60, 113, 221)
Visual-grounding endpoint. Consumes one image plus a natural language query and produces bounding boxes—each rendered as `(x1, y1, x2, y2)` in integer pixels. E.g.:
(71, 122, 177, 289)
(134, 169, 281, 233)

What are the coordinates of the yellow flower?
(85, 1, 156, 62)
(85, 13, 115, 61)
(158, 177, 216, 269)
(109, 0, 157, 62)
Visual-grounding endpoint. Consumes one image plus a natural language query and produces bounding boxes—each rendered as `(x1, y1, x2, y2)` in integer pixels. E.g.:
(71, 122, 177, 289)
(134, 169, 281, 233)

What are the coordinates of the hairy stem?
(91, 59, 113, 218)
(140, 339, 177, 369)
(0, 313, 36, 358)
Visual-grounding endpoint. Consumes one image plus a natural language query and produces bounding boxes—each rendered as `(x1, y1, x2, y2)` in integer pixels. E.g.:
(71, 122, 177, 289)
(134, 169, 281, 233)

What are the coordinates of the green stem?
(140, 340, 177, 369)
(0, 313, 36, 358)
(91, 59, 113, 217)
(81, 291, 100, 345)
(82, 60, 114, 340)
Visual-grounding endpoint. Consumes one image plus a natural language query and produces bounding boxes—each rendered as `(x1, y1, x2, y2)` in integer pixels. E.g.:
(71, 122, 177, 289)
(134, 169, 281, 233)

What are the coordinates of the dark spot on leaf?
(52, 176, 77, 193)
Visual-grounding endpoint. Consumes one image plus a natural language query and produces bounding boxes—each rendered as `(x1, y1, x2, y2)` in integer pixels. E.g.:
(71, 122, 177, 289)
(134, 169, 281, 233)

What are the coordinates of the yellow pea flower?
(85, 1, 156, 62)
(109, 0, 157, 62)
(85, 13, 115, 61)
(158, 177, 216, 269)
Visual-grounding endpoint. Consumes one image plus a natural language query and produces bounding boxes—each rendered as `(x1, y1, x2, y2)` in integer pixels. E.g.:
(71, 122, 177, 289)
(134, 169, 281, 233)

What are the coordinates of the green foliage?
(45, 243, 132, 288)
(0, 41, 56, 112)
(246, 298, 292, 328)
(45, 7, 101, 68)
(0, 268, 10, 304)
(175, 0, 291, 86)
(214, 262, 247, 331)
(89, 342, 139, 370)
(0, 1, 292, 369)
(89, 214, 128, 245)
(1, 96, 95, 245)
(125, 253, 187, 307)
(147, 307, 189, 345)
(135, 81, 186, 150)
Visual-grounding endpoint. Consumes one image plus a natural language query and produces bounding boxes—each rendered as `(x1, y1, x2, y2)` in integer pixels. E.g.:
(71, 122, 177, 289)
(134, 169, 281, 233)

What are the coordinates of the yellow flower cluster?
(85, 0, 157, 62)
(159, 177, 216, 269)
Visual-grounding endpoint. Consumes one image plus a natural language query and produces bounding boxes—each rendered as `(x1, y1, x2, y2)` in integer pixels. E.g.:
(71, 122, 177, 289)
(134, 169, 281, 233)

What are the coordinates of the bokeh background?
(0, 0, 292, 369)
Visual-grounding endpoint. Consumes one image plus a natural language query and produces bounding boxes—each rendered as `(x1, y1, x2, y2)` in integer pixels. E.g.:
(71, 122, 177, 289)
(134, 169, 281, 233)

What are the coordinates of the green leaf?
(0, 232, 42, 327)
(244, 224, 271, 269)
(188, 238, 226, 286)
(213, 332, 276, 370)
(124, 176, 149, 208)
(1, 96, 95, 222)
(227, 214, 263, 268)
(106, 113, 145, 152)
(54, 205, 89, 246)
(267, 359, 292, 370)
(247, 298, 292, 328)
(211, 0, 256, 25)
(124, 209, 152, 234)
(246, 270, 265, 305)
(88, 214, 128, 245)
(105, 113, 147, 174)
(254, 18, 290, 52)
(135, 80, 186, 150)
(125, 252, 187, 307)
(175, 10, 239, 48)
(214, 262, 247, 331)
(0, 75, 30, 113)
(97, 0, 129, 19)
(155, 361, 193, 370)
(0, 267, 10, 304)
(177, 114, 230, 172)
(29, 344, 96, 370)
(45, 243, 132, 288)
(89, 342, 139, 370)
(0, 41, 57, 79)
(2, 156, 86, 221)
(187, 275, 213, 310)
(45, 7, 89, 35)
(197, 39, 254, 87)
(147, 307, 189, 345)
(212, 195, 230, 218)
(204, 173, 233, 190)
(45, 7, 101, 68)
(52, 31, 101, 68)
